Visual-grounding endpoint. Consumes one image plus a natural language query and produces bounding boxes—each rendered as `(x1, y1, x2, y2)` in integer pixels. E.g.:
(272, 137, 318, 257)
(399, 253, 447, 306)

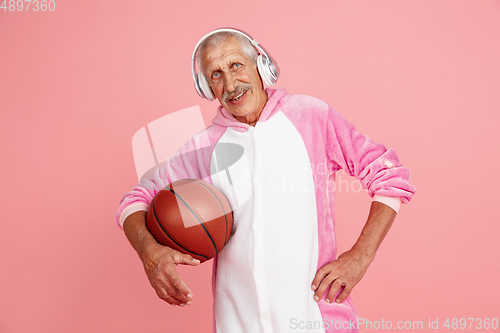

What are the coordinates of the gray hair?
(197, 31, 259, 76)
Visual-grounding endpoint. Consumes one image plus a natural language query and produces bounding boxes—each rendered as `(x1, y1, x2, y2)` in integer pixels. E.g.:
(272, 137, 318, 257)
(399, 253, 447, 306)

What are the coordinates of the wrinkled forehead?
(200, 37, 251, 72)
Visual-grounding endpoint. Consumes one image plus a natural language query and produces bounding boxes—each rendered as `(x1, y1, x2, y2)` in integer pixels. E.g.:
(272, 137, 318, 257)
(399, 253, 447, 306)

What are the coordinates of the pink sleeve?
(326, 106, 416, 203)
(114, 127, 224, 229)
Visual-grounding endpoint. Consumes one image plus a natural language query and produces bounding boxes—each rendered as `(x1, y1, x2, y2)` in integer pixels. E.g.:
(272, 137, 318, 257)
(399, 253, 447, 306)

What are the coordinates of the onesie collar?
(212, 87, 289, 132)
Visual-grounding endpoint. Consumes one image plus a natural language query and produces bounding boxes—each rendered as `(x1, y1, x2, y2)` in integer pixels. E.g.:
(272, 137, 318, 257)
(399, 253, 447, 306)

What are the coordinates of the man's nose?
(224, 72, 237, 93)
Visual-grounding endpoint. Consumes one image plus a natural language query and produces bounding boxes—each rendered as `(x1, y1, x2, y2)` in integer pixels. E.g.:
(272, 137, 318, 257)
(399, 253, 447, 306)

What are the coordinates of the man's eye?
(233, 63, 241, 69)
(212, 72, 220, 79)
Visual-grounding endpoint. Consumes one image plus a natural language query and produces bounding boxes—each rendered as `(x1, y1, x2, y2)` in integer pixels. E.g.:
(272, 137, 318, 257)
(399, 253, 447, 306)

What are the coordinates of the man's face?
(201, 37, 267, 119)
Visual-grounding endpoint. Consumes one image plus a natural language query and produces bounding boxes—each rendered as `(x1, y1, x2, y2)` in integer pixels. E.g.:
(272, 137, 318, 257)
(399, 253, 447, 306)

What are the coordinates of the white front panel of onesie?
(211, 111, 324, 333)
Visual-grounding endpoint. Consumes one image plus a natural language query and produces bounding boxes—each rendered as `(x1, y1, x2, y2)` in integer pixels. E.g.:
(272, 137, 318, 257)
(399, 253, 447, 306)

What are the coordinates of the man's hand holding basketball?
(140, 240, 200, 306)
(123, 211, 200, 307)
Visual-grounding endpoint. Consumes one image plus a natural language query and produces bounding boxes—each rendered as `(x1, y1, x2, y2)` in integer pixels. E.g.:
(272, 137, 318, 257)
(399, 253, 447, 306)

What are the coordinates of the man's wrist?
(350, 243, 376, 264)
(350, 201, 398, 262)
(123, 210, 157, 259)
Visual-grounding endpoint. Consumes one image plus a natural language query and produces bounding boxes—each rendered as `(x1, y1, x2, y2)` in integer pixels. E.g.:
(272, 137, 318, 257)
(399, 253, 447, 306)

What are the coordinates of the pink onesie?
(115, 87, 416, 333)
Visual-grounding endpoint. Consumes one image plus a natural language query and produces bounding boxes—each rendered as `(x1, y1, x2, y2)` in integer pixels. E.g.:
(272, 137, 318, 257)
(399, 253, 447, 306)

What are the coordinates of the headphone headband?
(191, 28, 280, 100)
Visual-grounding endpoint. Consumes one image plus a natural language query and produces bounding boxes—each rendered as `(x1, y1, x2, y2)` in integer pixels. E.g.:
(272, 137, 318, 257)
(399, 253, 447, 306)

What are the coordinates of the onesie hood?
(212, 87, 289, 132)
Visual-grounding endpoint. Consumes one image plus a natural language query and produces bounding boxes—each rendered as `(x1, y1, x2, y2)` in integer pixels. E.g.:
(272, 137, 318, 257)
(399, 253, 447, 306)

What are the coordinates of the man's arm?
(311, 201, 397, 304)
(123, 211, 200, 306)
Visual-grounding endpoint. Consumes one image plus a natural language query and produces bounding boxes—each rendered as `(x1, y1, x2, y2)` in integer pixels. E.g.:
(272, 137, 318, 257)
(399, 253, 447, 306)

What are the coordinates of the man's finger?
(325, 279, 344, 304)
(311, 265, 332, 291)
(335, 284, 352, 304)
(181, 254, 201, 266)
(164, 266, 194, 304)
(170, 250, 201, 266)
(156, 288, 183, 306)
(313, 273, 336, 302)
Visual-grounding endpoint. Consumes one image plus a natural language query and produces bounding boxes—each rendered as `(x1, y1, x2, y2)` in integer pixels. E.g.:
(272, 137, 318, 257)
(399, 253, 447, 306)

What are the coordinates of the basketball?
(146, 179, 233, 263)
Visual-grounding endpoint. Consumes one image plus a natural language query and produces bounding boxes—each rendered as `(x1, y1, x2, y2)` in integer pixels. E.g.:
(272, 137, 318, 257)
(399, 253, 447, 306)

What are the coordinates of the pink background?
(1, 1, 499, 332)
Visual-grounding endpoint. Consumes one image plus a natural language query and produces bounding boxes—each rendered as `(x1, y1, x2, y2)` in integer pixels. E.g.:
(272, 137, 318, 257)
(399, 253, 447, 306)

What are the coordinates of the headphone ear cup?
(194, 73, 205, 99)
(257, 54, 276, 87)
(197, 72, 215, 101)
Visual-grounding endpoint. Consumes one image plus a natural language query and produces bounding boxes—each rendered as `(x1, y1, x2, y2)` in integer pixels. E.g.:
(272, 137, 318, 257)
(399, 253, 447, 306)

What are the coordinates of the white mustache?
(222, 83, 253, 103)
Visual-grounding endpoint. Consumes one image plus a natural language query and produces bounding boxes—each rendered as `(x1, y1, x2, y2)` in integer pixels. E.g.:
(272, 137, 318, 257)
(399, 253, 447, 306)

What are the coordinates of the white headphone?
(191, 28, 280, 101)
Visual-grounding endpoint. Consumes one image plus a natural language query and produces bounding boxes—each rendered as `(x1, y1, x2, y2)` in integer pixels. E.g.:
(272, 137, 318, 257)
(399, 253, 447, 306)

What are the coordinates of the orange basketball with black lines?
(146, 179, 233, 263)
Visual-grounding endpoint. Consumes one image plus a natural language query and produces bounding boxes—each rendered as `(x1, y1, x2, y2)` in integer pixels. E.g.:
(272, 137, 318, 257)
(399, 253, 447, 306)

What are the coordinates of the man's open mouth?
(230, 91, 246, 102)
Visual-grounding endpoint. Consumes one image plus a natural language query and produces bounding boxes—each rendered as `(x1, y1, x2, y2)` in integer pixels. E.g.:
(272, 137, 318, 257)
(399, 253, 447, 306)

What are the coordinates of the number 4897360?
(1, 0, 56, 11)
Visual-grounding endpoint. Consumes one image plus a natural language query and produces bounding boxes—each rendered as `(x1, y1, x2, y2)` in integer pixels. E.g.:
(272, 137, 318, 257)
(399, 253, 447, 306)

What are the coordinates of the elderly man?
(116, 28, 416, 333)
